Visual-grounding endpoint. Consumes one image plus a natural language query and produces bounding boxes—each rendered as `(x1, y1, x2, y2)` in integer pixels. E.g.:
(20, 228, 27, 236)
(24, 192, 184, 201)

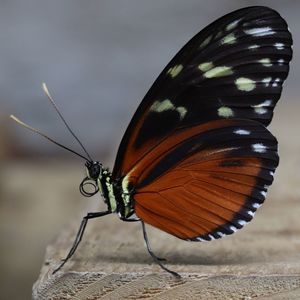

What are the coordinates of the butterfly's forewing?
(132, 119, 278, 240)
(113, 6, 292, 179)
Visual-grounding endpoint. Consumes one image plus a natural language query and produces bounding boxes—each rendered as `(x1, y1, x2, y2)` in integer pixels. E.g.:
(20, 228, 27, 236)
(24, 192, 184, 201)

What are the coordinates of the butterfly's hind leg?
(52, 210, 111, 274)
(141, 221, 181, 278)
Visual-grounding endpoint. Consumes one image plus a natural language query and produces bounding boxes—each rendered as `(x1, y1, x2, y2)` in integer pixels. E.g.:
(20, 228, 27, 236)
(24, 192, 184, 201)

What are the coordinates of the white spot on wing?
(230, 226, 238, 232)
(204, 66, 233, 78)
(235, 77, 256, 91)
(221, 33, 236, 45)
(272, 78, 281, 87)
(176, 106, 187, 120)
(218, 106, 234, 118)
(252, 143, 267, 153)
(238, 220, 247, 226)
(274, 43, 284, 50)
(214, 31, 223, 40)
(244, 27, 275, 36)
(262, 77, 272, 87)
(198, 62, 213, 72)
(248, 210, 255, 217)
(248, 44, 259, 50)
(278, 59, 284, 65)
(208, 234, 215, 240)
(254, 100, 272, 107)
(259, 58, 272, 67)
(254, 107, 268, 115)
(216, 231, 225, 237)
(150, 99, 174, 113)
(150, 99, 187, 120)
(167, 64, 183, 78)
(234, 129, 250, 135)
(261, 190, 267, 198)
(253, 203, 262, 209)
(226, 19, 240, 31)
(199, 35, 212, 49)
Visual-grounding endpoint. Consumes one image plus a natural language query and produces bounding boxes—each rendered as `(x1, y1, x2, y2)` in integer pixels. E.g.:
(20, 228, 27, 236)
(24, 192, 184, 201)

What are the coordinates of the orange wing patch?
(131, 119, 278, 241)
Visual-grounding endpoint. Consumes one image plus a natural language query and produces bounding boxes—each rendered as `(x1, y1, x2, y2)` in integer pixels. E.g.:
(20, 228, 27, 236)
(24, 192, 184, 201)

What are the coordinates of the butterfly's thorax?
(99, 169, 135, 220)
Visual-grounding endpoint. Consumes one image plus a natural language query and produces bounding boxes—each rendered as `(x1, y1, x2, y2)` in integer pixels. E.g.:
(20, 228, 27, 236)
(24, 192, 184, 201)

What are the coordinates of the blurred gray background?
(1, 0, 299, 158)
(0, 1, 299, 299)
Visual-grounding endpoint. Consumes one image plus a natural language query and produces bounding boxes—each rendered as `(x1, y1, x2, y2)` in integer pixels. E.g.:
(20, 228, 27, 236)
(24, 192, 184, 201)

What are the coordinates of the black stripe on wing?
(137, 120, 278, 189)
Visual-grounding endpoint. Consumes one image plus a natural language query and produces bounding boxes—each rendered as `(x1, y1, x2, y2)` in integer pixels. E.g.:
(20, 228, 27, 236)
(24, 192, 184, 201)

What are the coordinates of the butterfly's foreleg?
(141, 220, 180, 278)
(52, 210, 111, 274)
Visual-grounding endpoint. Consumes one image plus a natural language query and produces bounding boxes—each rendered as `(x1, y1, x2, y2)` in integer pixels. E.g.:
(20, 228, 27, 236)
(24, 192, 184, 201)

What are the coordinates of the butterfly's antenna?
(42, 83, 93, 162)
(10, 115, 89, 161)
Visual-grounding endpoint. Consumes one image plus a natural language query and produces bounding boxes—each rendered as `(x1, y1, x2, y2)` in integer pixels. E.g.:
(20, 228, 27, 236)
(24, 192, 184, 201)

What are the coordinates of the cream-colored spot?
(214, 31, 223, 40)
(150, 99, 187, 120)
(150, 99, 174, 113)
(199, 35, 212, 49)
(221, 33, 236, 45)
(235, 77, 255, 91)
(204, 66, 233, 78)
(198, 62, 213, 72)
(176, 106, 187, 120)
(226, 19, 240, 31)
(248, 44, 259, 50)
(218, 106, 234, 118)
(244, 27, 275, 37)
(167, 64, 183, 78)
(254, 107, 268, 115)
(259, 58, 272, 67)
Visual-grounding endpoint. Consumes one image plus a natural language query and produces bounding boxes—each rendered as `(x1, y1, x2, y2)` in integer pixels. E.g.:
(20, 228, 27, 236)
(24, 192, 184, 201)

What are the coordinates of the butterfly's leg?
(140, 221, 166, 261)
(52, 210, 111, 274)
(141, 221, 181, 278)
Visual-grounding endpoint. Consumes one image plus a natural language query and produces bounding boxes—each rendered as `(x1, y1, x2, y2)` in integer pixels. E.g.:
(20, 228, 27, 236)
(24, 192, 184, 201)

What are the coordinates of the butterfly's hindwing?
(130, 119, 278, 240)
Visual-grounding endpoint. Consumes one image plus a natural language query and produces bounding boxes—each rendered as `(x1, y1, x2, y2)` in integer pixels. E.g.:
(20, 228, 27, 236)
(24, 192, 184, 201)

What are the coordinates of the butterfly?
(11, 6, 292, 277)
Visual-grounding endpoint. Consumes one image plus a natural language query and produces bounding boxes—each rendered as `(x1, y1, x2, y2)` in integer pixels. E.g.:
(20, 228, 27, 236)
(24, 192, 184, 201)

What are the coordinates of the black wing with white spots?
(113, 6, 292, 179)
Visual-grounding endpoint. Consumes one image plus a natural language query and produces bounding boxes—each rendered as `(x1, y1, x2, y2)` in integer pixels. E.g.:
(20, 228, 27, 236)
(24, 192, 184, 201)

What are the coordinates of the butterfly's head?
(79, 161, 103, 197)
(85, 161, 102, 180)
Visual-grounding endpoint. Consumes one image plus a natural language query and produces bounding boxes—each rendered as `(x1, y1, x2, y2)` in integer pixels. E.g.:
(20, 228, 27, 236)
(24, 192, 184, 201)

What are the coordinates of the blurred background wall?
(0, 1, 299, 299)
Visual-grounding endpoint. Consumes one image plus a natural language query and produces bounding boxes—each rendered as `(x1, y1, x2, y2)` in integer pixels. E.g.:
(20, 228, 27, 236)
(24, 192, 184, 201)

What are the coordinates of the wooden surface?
(32, 176, 300, 298)
(32, 105, 300, 299)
